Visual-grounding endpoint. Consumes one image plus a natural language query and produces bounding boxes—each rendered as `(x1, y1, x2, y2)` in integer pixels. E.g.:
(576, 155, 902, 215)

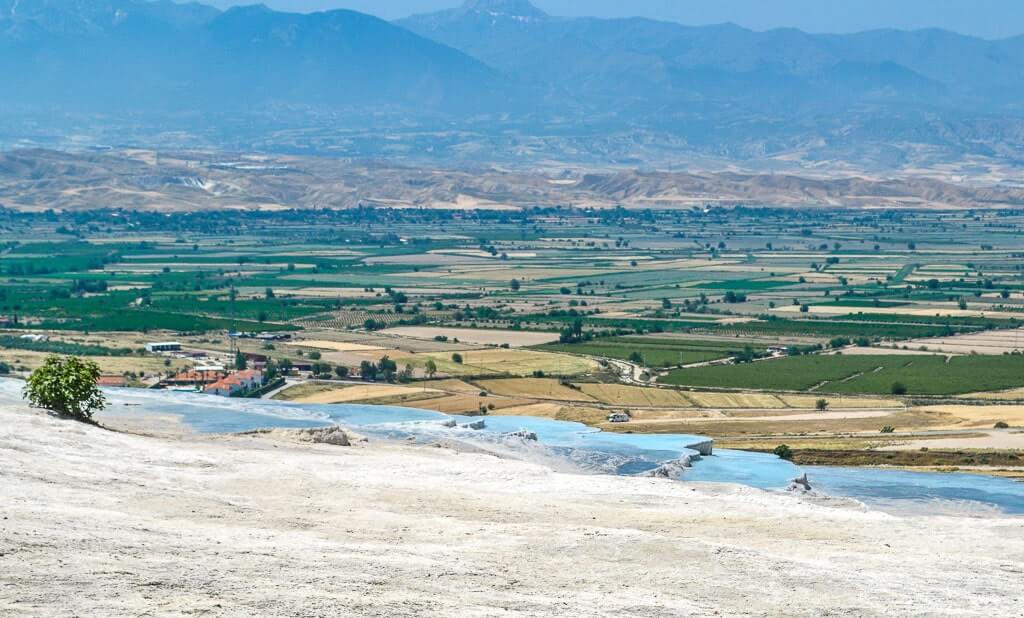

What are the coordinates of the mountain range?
(2, 0, 1024, 167)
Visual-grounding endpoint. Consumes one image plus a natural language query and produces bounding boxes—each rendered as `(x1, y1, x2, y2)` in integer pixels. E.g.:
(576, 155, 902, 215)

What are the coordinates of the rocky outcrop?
(788, 473, 812, 492)
(504, 429, 538, 441)
(644, 454, 700, 480)
(300, 426, 356, 446)
(246, 425, 366, 447)
(684, 439, 714, 456)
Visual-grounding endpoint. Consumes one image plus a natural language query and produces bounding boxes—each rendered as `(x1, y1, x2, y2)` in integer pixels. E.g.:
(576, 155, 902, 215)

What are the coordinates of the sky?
(203, 0, 1024, 39)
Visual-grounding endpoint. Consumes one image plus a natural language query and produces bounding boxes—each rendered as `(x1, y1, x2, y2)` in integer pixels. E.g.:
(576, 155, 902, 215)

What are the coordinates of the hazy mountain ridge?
(1, 0, 1024, 168)
(399, 0, 1024, 111)
(0, 0, 499, 111)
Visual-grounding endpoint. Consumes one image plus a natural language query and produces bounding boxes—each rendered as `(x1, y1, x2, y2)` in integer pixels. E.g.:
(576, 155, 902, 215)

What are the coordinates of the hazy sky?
(204, 0, 1024, 39)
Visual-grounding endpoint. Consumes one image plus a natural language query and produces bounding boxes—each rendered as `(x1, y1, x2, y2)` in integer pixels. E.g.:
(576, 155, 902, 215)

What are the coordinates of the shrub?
(773, 444, 794, 460)
(890, 382, 907, 395)
(880, 426, 896, 433)
(23, 355, 106, 422)
(451, 353, 464, 364)
(815, 398, 829, 411)
(0, 361, 10, 374)
(994, 421, 1010, 429)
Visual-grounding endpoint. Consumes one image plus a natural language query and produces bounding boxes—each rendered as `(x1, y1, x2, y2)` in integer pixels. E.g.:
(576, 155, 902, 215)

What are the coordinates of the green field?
(663, 354, 1024, 395)
(541, 336, 759, 367)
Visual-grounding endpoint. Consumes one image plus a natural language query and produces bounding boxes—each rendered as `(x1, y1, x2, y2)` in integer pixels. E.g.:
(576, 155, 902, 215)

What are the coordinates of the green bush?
(23, 356, 106, 422)
(773, 444, 794, 460)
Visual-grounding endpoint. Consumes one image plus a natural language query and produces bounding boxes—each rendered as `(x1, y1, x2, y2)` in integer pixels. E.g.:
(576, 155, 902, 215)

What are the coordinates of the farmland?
(663, 354, 1024, 396)
(3, 204, 1024, 477)
(540, 336, 762, 367)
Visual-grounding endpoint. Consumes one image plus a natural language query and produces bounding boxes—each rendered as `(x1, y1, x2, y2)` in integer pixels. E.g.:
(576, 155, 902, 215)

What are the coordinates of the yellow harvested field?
(381, 327, 560, 347)
(777, 395, 904, 410)
(774, 304, 1021, 320)
(403, 394, 530, 414)
(290, 384, 439, 404)
(578, 383, 693, 407)
(477, 378, 597, 402)
(961, 387, 1024, 401)
(289, 288, 381, 299)
(0, 350, 191, 375)
(424, 379, 482, 394)
(686, 392, 788, 409)
(396, 349, 597, 377)
(907, 328, 1024, 355)
(298, 340, 386, 352)
(915, 404, 1024, 429)
(490, 402, 566, 418)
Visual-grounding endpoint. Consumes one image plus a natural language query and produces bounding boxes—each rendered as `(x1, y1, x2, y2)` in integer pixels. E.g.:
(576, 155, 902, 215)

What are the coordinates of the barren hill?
(1, 149, 1021, 212)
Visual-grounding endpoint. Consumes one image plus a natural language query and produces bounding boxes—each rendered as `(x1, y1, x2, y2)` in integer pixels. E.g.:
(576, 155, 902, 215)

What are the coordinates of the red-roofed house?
(204, 369, 264, 397)
(163, 369, 228, 388)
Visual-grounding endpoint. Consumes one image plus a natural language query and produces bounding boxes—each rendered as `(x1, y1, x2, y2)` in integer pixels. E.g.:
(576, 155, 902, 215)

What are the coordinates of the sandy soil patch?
(907, 328, 1024, 355)
(477, 378, 597, 402)
(382, 326, 559, 347)
(881, 430, 1024, 451)
(829, 346, 947, 356)
(3, 404, 1022, 616)
(774, 304, 1022, 320)
(287, 287, 382, 298)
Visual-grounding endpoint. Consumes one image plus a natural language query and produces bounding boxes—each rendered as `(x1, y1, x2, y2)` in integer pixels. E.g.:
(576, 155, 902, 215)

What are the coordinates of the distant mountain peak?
(461, 0, 547, 20)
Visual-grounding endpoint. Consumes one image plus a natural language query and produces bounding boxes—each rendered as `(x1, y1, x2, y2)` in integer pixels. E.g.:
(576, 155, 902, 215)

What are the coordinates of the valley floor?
(1, 403, 1022, 617)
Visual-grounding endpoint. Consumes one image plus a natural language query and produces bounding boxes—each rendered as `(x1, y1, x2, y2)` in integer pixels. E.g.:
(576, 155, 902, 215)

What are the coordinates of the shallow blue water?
(5, 379, 1018, 516)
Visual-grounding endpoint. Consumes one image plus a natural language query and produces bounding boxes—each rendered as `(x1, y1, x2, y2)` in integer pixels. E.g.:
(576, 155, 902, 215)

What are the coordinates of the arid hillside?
(2, 149, 1023, 212)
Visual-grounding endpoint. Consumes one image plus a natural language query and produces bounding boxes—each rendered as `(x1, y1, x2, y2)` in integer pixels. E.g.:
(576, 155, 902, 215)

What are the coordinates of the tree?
(334, 366, 349, 378)
(815, 399, 829, 412)
(424, 359, 438, 379)
(891, 382, 908, 395)
(510, 279, 520, 291)
(451, 353, 464, 364)
(265, 287, 275, 299)
(23, 356, 106, 422)
(278, 358, 292, 375)
(628, 351, 644, 364)
(773, 444, 793, 461)
(235, 351, 247, 371)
